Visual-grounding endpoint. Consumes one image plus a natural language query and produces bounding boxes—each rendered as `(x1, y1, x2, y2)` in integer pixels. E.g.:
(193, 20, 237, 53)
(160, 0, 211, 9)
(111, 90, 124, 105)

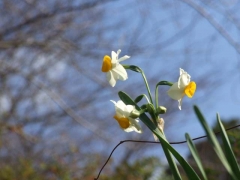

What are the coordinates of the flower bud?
(157, 106, 167, 114)
(129, 109, 140, 119)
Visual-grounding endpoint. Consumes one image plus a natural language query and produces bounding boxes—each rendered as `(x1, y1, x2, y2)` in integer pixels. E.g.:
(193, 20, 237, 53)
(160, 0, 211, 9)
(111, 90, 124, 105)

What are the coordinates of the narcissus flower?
(167, 68, 196, 110)
(111, 100, 142, 133)
(102, 49, 130, 87)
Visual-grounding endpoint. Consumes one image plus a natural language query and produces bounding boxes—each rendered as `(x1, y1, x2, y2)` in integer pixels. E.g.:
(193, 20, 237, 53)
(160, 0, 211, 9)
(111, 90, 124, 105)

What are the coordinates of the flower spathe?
(111, 100, 142, 133)
(102, 49, 130, 87)
(167, 68, 196, 110)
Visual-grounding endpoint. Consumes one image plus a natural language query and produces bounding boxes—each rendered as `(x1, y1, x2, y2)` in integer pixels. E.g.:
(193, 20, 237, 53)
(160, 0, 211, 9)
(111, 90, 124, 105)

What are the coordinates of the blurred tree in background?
(0, 0, 240, 179)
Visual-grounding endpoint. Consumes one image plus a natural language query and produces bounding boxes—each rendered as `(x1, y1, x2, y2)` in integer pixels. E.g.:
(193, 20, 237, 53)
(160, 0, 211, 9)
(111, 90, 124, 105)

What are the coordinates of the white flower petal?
(125, 104, 134, 112)
(111, 100, 141, 133)
(118, 55, 130, 62)
(180, 68, 191, 78)
(111, 51, 118, 63)
(107, 71, 116, 87)
(112, 100, 135, 118)
(116, 100, 126, 107)
(114, 101, 127, 116)
(178, 68, 190, 88)
(117, 101, 128, 112)
(123, 105, 134, 116)
(112, 65, 128, 81)
(123, 124, 142, 133)
(167, 82, 184, 100)
(117, 49, 121, 56)
(123, 126, 135, 132)
(179, 68, 184, 75)
(128, 118, 142, 133)
(110, 100, 116, 105)
(178, 98, 183, 110)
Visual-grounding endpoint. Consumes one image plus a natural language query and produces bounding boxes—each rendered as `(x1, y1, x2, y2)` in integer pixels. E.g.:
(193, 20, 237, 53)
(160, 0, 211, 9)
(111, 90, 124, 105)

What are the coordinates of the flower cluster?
(102, 49, 196, 133)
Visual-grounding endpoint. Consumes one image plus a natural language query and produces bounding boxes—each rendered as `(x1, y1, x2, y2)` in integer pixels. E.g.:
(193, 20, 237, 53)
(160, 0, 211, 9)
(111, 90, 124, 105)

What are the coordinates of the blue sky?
(95, 0, 240, 161)
(2, 0, 239, 175)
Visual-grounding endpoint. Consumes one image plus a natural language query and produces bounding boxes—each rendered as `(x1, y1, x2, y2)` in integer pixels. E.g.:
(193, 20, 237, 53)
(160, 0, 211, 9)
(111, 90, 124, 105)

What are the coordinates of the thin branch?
(0, 0, 113, 37)
(181, 0, 240, 53)
(95, 123, 240, 179)
(32, 79, 113, 142)
(1, 61, 112, 142)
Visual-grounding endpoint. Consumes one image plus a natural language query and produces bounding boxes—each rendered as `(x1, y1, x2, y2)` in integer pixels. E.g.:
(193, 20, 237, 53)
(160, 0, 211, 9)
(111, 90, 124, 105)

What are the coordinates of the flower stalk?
(123, 65, 153, 104)
(101, 50, 199, 180)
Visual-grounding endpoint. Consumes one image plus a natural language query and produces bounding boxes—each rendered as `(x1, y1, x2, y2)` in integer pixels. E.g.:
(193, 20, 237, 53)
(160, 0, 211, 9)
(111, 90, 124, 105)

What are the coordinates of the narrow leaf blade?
(185, 133, 207, 180)
(134, 94, 144, 103)
(217, 114, 240, 177)
(194, 106, 237, 180)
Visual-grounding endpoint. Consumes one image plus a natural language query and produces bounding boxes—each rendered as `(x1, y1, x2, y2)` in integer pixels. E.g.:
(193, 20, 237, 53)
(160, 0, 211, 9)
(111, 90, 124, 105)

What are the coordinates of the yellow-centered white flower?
(111, 100, 142, 133)
(167, 68, 196, 110)
(102, 49, 130, 87)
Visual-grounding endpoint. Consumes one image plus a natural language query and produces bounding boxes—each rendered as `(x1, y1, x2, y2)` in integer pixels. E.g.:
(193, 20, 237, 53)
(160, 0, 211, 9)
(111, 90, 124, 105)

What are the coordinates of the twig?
(95, 124, 240, 179)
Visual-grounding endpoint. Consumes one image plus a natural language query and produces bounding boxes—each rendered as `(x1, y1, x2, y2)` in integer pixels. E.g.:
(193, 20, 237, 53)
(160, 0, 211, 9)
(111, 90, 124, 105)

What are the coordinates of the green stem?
(123, 65, 153, 104)
(155, 81, 173, 108)
(141, 71, 153, 104)
(155, 85, 159, 108)
(142, 94, 150, 103)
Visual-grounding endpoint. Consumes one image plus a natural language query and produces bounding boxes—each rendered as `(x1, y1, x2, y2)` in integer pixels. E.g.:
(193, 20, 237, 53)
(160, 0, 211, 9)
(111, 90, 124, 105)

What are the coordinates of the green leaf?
(154, 132, 201, 180)
(217, 114, 240, 177)
(185, 133, 207, 180)
(119, 91, 201, 180)
(134, 95, 144, 103)
(194, 106, 237, 180)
